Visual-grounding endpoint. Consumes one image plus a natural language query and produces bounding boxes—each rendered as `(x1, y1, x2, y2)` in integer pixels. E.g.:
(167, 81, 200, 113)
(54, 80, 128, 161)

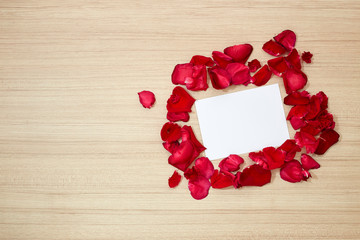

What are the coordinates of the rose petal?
(208, 66, 231, 89)
(225, 62, 251, 85)
(287, 105, 309, 120)
(224, 44, 253, 63)
(167, 112, 190, 122)
(301, 154, 320, 170)
(249, 151, 268, 169)
(171, 63, 193, 85)
(315, 129, 340, 155)
(294, 131, 319, 154)
(317, 110, 335, 131)
(185, 64, 208, 91)
(166, 86, 195, 113)
(161, 122, 182, 142)
(290, 116, 307, 130)
(300, 121, 322, 136)
(267, 57, 288, 76)
(181, 125, 206, 154)
(168, 170, 182, 188)
(316, 91, 328, 110)
(212, 51, 233, 68)
(163, 141, 179, 154)
(210, 169, 234, 189)
(301, 51, 313, 63)
(280, 160, 310, 183)
(279, 139, 301, 161)
(168, 140, 195, 171)
(194, 157, 214, 179)
(249, 147, 285, 170)
(251, 65, 272, 86)
(282, 68, 308, 94)
(274, 30, 296, 51)
(188, 175, 211, 200)
(190, 55, 214, 67)
(240, 164, 271, 187)
(262, 40, 287, 56)
(248, 59, 261, 73)
(218, 154, 244, 172)
(284, 91, 310, 105)
(285, 48, 301, 69)
(138, 90, 156, 109)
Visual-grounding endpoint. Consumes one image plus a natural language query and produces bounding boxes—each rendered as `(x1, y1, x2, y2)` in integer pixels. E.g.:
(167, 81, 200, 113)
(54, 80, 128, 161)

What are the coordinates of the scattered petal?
(225, 62, 251, 85)
(224, 44, 253, 63)
(301, 154, 320, 170)
(185, 64, 208, 91)
(262, 40, 287, 56)
(208, 66, 232, 89)
(294, 131, 319, 154)
(138, 90, 156, 109)
(218, 154, 244, 172)
(211, 169, 234, 189)
(315, 129, 340, 155)
(248, 59, 261, 72)
(302, 51, 313, 63)
(167, 86, 195, 113)
(285, 48, 301, 69)
(167, 111, 190, 122)
(194, 157, 214, 179)
(181, 125, 206, 154)
(280, 160, 310, 183)
(168, 171, 182, 188)
(284, 91, 310, 105)
(240, 164, 271, 187)
(190, 55, 214, 67)
(171, 63, 193, 85)
(251, 65, 272, 86)
(168, 140, 195, 171)
(212, 51, 233, 68)
(282, 68, 308, 94)
(188, 175, 211, 200)
(279, 139, 301, 161)
(274, 30, 296, 51)
(163, 141, 179, 154)
(249, 147, 285, 170)
(267, 57, 288, 76)
(161, 122, 181, 142)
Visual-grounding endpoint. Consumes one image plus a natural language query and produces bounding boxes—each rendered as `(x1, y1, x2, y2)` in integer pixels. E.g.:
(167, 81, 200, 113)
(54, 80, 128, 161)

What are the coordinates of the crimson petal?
(267, 57, 288, 76)
(185, 64, 208, 91)
(167, 112, 190, 122)
(168, 140, 195, 171)
(194, 157, 214, 179)
(240, 164, 271, 187)
(248, 59, 261, 72)
(225, 62, 251, 85)
(315, 129, 340, 155)
(274, 30, 296, 51)
(282, 68, 308, 94)
(166, 86, 195, 113)
(280, 160, 310, 183)
(171, 63, 193, 85)
(262, 40, 287, 56)
(190, 55, 214, 67)
(251, 65, 272, 86)
(188, 175, 211, 200)
(138, 90, 156, 109)
(284, 91, 310, 105)
(294, 131, 319, 154)
(208, 66, 231, 89)
(161, 122, 181, 142)
(212, 51, 233, 68)
(224, 44, 253, 63)
(285, 48, 301, 69)
(211, 170, 234, 189)
(168, 171, 182, 188)
(279, 139, 301, 162)
(301, 154, 320, 170)
(218, 154, 244, 172)
(301, 51, 313, 63)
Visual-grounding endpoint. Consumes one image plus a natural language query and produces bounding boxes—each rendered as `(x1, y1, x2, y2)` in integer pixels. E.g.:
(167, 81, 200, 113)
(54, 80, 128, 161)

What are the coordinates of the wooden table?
(1, 1, 359, 239)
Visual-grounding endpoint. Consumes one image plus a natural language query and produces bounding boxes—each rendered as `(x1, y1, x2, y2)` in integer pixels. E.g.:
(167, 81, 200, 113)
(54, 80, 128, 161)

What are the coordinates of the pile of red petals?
(138, 30, 339, 200)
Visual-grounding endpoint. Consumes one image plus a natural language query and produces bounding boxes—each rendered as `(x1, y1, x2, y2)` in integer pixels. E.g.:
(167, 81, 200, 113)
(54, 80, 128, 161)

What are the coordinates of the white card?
(195, 84, 289, 160)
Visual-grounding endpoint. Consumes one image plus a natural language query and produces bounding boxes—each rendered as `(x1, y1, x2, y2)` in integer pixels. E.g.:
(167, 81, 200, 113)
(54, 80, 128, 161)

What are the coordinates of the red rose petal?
(171, 63, 193, 85)
(190, 55, 214, 67)
(161, 122, 182, 142)
(284, 91, 310, 105)
(218, 154, 244, 172)
(285, 48, 301, 69)
(212, 51, 233, 68)
(224, 44, 253, 63)
(305, 95, 321, 120)
(316, 91, 328, 110)
(294, 131, 319, 154)
(166, 86, 195, 113)
(317, 110, 335, 131)
(249, 147, 285, 170)
(138, 90, 156, 109)
(262, 40, 287, 56)
(315, 129, 340, 155)
(168, 170, 182, 188)
(301, 51, 313, 63)
(194, 157, 214, 179)
(279, 139, 301, 162)
(290, 116, 306, 130)
(167, 111, 190, 122)
(249, 151, 268, 169)
(251, 65, 272, 86)
(181, 125, 206, 154)
(208, 66, 232, 89)
(300, 121, 322, 136)
(248, 59, 261, 73)
(280, 160, 310, 183)
(168, 140, 195, 171)
(287, 105, 309, 120)
(185, 64, 208, 91)
(282, 68, 308, 94)
(188, 175, 211, 200)
(274, 30, 296, 51)
(163, 141, 179, 154)
(240, 164, 271, 187)
(267, 57, 288, 76)
(225, 62, 251, 85)
(211, 169, 234, 189)
(301, 154, 320, 170)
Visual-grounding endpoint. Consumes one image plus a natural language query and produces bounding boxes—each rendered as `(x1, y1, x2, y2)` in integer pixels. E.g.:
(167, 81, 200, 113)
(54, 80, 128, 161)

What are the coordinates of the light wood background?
(0, 1, 359, 239)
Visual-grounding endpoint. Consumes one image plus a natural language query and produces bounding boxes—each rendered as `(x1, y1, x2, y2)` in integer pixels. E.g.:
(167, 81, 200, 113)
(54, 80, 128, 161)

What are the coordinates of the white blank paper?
(195, 84, 289, 160)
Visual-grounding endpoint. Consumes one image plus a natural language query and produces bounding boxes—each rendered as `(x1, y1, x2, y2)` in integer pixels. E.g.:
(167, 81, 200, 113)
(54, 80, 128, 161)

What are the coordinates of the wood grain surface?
(0, 1, 360, 239)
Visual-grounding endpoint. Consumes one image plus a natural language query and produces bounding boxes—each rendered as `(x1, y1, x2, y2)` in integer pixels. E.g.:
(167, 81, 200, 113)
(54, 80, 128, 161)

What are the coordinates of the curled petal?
(294, 131, 319, 154)
(305, 95, 321, 120)
(194, 157, 214, 179)
(225, 62, 251, 85)
(248, 59, 261, 72)
(171, 63, 193, 85)
(208, 66, 231, 89)
(274, 30, 296, 51)
(211, 170, 234, 189)
(287, 105, 309, 120)
(212, 51, 233, 68)
(263, 147, 286, 170)
(316, 91, 328, 110)
(185, 64, 208, 91)
(284, 91, 310, 105)
(290, 116, 306, 130)
(163, 141, 179, 154)
(168, 171, 182, 188)
(218, 154, 244, 172)
(285, 48, 301, 69)
(167, 111, 190, 122)
(279, 139, 301, 161)
(240, 164, 271, 187)
(280, 160, 309, 183)
(251, 65, 272, 86)
(267, 57, 288, 76)
(301, 51, 313, 63)
(161, 122, 182, 142)
(181, 125, 206, 154)
(262, 40, 287, 56)
(315, 129, 340, 155)
(190, 55, 214, 67)
(188, 175, 211, 200)
(282, 68, 308, 94)
(168, 140, 195, 171)
(224, 44, 253, 63)
(166, 86, 195, 113)
(138, 90, 156, 109)
(301, 154, 320, 170)
(249, 151, 268, 169)
(300, 121, 322, 136)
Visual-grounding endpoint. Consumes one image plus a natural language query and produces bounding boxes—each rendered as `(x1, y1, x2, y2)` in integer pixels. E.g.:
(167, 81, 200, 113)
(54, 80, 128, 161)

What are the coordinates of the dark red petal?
(282, 68, 308, 94)
(211, 169, 234, 189)
(284, 91, 310, 105)
(240, 164, 271, 187)
(279, 139, 301, 162)
(280, 160, 308, 183)
(315, 129, 340, 155)
(171, 63, 193, 85)
(248, 59, 261, 73)
(181, 125, 206, 154)
(274, 30, 296, 51)
(184, 167, 198, 181)
(212, 51, 233, 68)
(194, 157, 214, 179)
(188, 175, 211, 200)
(167, 112, 190, 122)
(305, 95, 321, 120)
(168, 140, 195, 171)
(301, 51, 313, 63)
(294, 131, 319, 154)
(185, 65, 208, 91)
(301, 154, 320, 170)
(138, 90, 156, 109)
(218, 154, 244, 172)
(208, 66, 231, 89)
(190, 55, 215, 67)
(290, 116, 306, 130)
(267, 57, 288, 76)
(161, 122, 182, 142)
(224, 44, 253, 63)
(262, 40, 287, 56)
(316, 91, 328, 110)
(163, 141, 179, 154)
(249, 151, 269, 170)
(225, 62, 251, 85)
(168, 171, 182, 188)
(316, 110, 335, 131)
(263, 147, 286, 170)
(300, 121, 322, 136)
(287, 105, 309, 120)
(251, 65, 272, 86)
(285, 48, 301, 70)
(166, 86, 195, 113)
